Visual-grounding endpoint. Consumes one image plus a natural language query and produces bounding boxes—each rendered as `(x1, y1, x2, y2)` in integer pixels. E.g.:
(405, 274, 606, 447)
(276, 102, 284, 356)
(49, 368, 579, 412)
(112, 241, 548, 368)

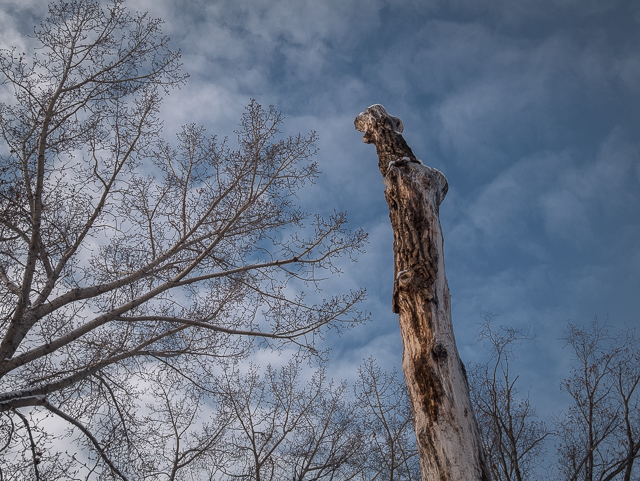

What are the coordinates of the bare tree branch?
(43, 400, 130, 481)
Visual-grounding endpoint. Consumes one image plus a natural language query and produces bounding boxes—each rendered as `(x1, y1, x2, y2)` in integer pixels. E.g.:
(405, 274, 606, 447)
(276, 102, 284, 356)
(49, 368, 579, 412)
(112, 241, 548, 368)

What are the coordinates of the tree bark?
(355, 105, 491, 481)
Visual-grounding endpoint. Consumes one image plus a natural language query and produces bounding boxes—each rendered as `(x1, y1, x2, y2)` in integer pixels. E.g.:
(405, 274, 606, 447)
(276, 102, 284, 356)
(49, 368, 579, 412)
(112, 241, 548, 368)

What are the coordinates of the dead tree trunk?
(355, 105, 491, 481)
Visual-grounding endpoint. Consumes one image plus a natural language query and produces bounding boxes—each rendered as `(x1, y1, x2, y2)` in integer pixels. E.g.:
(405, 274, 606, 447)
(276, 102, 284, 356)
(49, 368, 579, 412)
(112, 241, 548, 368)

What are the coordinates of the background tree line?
(469, 314, 640, 481)
(0, 1, 638, 479)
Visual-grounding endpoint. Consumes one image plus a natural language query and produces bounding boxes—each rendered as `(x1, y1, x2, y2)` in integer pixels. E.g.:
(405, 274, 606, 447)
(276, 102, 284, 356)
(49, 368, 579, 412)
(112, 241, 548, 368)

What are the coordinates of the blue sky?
(2, 0, 639, 418)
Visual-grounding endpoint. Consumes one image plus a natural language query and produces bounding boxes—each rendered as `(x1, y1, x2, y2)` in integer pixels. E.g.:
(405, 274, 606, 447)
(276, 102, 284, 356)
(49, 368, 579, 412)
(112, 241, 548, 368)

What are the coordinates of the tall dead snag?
(355, 105, 491, 481)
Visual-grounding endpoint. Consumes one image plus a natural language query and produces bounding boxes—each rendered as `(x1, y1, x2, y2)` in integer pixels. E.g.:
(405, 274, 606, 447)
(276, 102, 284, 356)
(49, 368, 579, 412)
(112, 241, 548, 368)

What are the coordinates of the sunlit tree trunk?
(355, 105, 491, 481)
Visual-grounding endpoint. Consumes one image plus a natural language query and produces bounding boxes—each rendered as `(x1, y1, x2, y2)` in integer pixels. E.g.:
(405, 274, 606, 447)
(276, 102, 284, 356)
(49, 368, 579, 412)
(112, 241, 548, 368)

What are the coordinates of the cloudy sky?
(2, 0, 639, 417)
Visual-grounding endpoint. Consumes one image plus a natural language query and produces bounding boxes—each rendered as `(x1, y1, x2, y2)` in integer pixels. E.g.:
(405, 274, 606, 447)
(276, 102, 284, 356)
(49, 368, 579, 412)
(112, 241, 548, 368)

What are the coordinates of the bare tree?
(0, 1, 367, 479)
(468, 315, 551, 481)
(208, 357, 419, 481)
(214, 360, 365, 481)
(354, 357, 421, 481)
(125, 365, 232, 481)
(554, 319, 640, 481)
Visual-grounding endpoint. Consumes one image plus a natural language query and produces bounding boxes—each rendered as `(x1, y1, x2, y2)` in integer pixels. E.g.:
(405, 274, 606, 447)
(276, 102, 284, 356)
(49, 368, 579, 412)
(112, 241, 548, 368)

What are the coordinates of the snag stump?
(355, 105, 491, 481)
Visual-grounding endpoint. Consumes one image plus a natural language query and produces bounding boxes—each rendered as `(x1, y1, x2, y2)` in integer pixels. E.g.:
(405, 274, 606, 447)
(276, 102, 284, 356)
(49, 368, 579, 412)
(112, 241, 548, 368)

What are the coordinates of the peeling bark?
(355, 105, 491, 481)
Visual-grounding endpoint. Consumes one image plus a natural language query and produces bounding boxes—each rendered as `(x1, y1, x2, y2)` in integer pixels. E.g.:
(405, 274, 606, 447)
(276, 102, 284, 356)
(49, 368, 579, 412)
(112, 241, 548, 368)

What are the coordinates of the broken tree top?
(354, 104, 448, 203)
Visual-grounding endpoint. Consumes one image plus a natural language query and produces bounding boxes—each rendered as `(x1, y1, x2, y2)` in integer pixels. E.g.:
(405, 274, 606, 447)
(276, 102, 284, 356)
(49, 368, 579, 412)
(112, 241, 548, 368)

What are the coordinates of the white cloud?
(539, 128, 639, 241)
(158, 80, 250, 135)
(540, 189, 590, 241)
(0, 1, 47, 51)
(443, 122, 639, 255)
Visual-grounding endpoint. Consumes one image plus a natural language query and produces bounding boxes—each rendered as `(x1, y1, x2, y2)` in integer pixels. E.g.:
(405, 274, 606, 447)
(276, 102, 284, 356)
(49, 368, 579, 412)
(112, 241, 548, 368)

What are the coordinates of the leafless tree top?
(0, 1, 367, 478)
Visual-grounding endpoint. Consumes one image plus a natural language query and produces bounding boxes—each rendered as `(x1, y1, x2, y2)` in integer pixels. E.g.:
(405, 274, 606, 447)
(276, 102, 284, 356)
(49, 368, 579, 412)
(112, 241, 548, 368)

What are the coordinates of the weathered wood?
(355, 105, 491, 481)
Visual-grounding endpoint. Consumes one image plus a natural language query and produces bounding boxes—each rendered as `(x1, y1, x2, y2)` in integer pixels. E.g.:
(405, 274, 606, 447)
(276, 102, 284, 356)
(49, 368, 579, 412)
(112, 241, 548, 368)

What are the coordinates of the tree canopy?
(0, 1, 367, 478)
